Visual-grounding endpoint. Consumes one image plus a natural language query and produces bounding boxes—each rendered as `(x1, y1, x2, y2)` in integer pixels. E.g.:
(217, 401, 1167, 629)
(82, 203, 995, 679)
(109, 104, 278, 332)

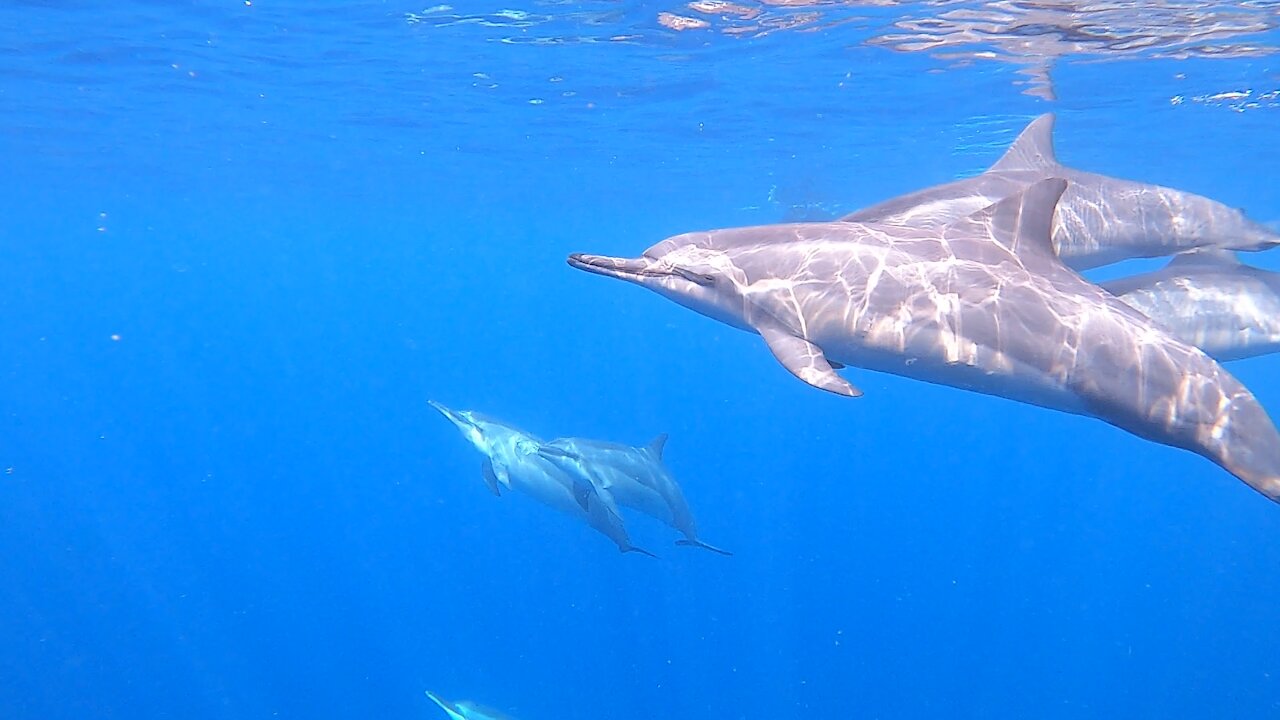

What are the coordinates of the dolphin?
(538, 435, 732, 555)
(566, 179, 1280, 503)
(428, 401, 656, 556)
(1102, 249, 1280, 362)
(425, 691, 518, 720)
(840, 114, 1280, 270)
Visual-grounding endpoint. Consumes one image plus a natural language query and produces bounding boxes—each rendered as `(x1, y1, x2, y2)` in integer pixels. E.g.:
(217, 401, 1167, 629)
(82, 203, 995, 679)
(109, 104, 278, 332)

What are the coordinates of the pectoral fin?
(571, 476, 594, 511)
(758, 325, 861, 397)
(481, 459, 503, 496)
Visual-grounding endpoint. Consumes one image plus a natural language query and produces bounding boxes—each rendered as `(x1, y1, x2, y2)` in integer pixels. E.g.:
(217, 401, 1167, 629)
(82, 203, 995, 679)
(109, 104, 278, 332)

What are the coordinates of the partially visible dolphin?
(425, 691, 517, 720)
(567, 179, 1280, 503)
(428, 401, 656, 556)
(538, 434, 732, 555)
(1102, 249, 1280, 362)
(841, 114, 1280, 270)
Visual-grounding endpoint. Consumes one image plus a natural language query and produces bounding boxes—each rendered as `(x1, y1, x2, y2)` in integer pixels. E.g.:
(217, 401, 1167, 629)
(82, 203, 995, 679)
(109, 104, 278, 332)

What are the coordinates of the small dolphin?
(428, 401, 656, 556)
(538, 435, 731, 555)
(1103, 249, 1280, 362)
(567, 179, 1280, 503)
(841, 114, 1280, 270)
(425, 691, 518, 720)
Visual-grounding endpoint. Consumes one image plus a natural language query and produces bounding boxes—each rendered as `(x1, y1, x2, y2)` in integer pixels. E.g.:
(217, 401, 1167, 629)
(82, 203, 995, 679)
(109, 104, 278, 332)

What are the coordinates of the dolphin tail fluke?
(624, 545, 660, 559)
(676, 538, 733, 556)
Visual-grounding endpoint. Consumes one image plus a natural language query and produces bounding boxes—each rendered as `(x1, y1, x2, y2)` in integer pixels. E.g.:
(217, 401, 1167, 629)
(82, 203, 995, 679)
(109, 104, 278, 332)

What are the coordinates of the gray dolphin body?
(425, 691, 517, 720)
(567, 180, 1280, 503)
(841, 114, 1280, 270)
(428, 401, 655, 556)
(538, 435, 731, 555)
(1103, 249, 1280, 362)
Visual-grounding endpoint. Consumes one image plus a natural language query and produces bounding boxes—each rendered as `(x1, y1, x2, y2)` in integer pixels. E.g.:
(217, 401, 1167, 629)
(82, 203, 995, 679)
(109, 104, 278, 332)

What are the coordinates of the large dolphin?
(428, 401, 656, 556)
(566, 179, 1280, 503)
(1102, 249, 1280, 362)
(840, 114, 1280, 270)
(538, 434, 732, 555)
(425, 691, 517, 720)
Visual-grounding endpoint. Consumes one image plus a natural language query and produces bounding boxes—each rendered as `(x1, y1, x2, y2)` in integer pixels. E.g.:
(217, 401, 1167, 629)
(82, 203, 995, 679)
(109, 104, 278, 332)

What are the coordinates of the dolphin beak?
(568, 253, 716, 287)
(427, 400, 470, 430)
(567, 253, 661, 282)
(567, 253, 646, 279)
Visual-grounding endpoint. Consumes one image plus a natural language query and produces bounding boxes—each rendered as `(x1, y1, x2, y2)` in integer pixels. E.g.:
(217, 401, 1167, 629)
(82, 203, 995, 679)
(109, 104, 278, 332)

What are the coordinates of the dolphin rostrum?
(841, 114, 1280, 270)
(1103, 249, 1280, 362)
(426, 691, 518, 720)
(538, 434, 732, 555)
(567, 179, 1280, 503)
(428, 401, 656, 556)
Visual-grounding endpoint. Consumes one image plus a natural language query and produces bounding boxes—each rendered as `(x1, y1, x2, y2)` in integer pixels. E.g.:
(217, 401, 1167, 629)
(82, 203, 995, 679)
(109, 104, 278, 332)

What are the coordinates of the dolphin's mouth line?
(536, 445, 572, 460)
(567, 252, 658, 279)
(567, 253, 714, 285)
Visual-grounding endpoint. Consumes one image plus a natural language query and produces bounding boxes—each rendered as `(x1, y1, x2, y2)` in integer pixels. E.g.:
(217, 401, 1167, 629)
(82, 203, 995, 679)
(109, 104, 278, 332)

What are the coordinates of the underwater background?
(1, 2, 1279, 718)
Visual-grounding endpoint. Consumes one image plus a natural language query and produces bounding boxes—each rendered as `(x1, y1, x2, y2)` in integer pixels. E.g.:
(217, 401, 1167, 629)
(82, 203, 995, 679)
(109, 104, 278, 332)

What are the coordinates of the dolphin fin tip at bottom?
(676, 538, 733, 556)
(625, 546, 660, 559)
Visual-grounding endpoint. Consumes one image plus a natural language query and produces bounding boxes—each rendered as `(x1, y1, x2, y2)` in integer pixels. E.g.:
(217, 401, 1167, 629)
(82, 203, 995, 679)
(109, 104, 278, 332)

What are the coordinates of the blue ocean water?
(1, 2, 1279, 718)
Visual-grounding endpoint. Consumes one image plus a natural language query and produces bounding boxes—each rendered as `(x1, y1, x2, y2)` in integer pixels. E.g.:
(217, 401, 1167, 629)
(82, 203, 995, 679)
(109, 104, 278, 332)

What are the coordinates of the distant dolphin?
(1103, 249, 1280, 362)
(841, 114, 1280, 270)
(428, 401, 656, 556)
(567, 179, 1280, 503)
(426, 691, 518, 720)
(538, 434, 731, 555)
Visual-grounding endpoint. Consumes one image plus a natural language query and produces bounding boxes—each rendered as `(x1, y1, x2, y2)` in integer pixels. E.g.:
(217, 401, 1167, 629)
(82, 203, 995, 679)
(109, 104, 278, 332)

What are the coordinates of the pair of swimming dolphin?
(429, 401, 730, 556)
(565, 115, 1280, 504)
(841, 113, 1280, 363)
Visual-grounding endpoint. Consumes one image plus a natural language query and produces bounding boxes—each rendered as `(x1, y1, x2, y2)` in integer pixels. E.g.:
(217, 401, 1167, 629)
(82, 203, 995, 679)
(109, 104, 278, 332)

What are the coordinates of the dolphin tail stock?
(675, 538, 733, 556)
(1179, 377, 1280, 504)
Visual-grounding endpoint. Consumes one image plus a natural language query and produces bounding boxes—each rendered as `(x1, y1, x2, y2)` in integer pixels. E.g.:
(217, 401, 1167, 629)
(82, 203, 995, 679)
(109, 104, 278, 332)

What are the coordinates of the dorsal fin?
(1166, 248, 1241, 269)
(647, 433, 668, 458)
(970, 178, 1068, 262)
(988, 114, 1058, 173)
